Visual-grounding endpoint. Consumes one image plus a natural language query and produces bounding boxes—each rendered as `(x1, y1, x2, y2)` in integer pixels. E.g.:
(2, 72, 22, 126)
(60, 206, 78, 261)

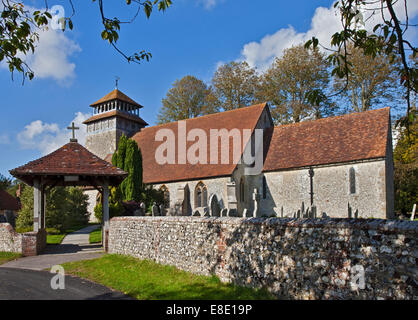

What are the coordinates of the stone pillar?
(33, 179, 42, 232)
(102, 181, 109, 252)
(252, 188, 260, 218)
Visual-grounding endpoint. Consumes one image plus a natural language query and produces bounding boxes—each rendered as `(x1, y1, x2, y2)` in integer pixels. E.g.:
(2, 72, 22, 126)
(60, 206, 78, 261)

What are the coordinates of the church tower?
(83, 89, 148, 159)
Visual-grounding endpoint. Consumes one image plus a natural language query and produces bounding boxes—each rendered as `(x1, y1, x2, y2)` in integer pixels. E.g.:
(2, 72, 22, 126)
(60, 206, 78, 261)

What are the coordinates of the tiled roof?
(132, 103, 268, 184)
(0, 189, 20, 211)
(10, 142, 128, 186)
(90, 89, 143, 108)
(262, 107, 390, 172)
(83, 110, 148, 126)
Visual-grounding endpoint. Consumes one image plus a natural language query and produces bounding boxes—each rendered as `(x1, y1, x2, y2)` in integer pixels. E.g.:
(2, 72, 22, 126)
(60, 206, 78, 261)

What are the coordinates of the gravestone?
(152, 203, 159, 216)
(159, 204, 165, 216)
(221, 208, 228, 217)
(140, 202, 146, 216)
(243, 208, 248, 218)
(252, 188, 260, 218)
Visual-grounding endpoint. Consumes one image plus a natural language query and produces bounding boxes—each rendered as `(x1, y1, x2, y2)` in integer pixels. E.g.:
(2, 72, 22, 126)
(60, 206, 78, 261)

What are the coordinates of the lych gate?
(9, 129, 127, 255)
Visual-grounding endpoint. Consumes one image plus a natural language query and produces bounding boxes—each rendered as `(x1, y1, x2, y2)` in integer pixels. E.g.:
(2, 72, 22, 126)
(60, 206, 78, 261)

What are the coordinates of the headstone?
(221, 208, 228, 217)
(203, 207, 210, 216)
(140, 202, 146, 215)
(228, 208, 237, 217)
(4, 211, 15, 228)
(252, 188, 260, 217)
(159, 204, 165, 216)
(226, 180, 238, 210)
(152, 203, 159, 216)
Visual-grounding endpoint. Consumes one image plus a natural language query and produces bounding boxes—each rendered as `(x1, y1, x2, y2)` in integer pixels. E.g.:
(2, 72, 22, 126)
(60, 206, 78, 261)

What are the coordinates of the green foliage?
(157, 75, 218, 124)
(141, 185, 165, 212)
(0, 174, 13, 190)
(212, 61, 260, 111)
(394, 115, 418, 214)
(1, 1, 172, 82)
(16, 185, 89, 233)
(112, 135, 143, 202)
(94, 187, 124, 224)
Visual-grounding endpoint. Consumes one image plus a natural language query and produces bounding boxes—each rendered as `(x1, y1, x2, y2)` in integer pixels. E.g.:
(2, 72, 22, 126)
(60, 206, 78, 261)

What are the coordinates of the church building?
(83, 89, 395, 219)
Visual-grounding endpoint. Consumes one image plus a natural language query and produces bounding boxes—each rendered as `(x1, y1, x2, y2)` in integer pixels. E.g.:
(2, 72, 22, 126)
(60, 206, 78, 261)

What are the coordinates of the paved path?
(0, 268, 132, 300)
(0, 225, 104, 271)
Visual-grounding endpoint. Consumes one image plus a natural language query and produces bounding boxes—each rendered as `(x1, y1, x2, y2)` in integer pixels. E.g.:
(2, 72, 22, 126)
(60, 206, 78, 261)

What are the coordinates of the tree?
(16, 185, 89, 232)
(0, 174, 12, 190)
(393, 114, 417, 215)
(112, 134, 143, 202)
(257, 45, 332, 124)
(211, 61, 260, 110)
(0, 0, 172, 81)
(305, 0, 417, 136)
(333, 44, 400, 113)
(157, 75, 218, 124)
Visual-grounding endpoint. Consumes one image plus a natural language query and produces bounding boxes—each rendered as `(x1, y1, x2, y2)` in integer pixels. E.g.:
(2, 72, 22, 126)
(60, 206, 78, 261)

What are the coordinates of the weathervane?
(67, 122, 79, 143)
(115, 76, 120, 90)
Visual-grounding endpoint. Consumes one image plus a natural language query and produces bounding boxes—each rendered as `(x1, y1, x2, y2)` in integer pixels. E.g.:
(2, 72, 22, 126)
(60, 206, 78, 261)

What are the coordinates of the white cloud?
(0, 134, 10, 145)
(17, 112, 91, 155)
(0, 5, 81, 83)
(241, 1, 418, 71)
(197, 0, 224, 10)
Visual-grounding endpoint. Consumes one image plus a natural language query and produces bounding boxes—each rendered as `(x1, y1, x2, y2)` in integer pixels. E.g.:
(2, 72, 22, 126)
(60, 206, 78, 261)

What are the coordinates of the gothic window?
(262, 176, 267, 199)
(194, 182, 208, 208)
(159, 185, 170, 207)
(240, 177, 245, 203)
(349, 167, 356, 194)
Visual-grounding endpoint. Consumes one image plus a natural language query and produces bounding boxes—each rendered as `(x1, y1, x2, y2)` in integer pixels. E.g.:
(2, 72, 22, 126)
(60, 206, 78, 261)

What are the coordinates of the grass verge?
(89, 227, 102, 244)
(62, 254, 275, 300)
(0, 252, 21, 265)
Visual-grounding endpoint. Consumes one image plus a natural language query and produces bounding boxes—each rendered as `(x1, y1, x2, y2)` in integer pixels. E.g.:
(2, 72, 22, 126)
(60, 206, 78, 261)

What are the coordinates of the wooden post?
(33, 179, 42, 232)
(411, 204, 416, 221)
(102, 181, 109, 252)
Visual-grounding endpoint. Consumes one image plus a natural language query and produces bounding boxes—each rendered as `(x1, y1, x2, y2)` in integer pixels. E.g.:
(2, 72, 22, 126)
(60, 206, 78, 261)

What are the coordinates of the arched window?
(159, 185, 170, 207)
(240, 177, 245, 203)
(349, 167, 356, 194)
(262, 176, 267, 199)
(194, 182, 208, 208)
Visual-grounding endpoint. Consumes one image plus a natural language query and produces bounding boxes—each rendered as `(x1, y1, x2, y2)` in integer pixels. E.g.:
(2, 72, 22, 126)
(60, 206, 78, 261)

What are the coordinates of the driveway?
(0, 225, 130, 300)
(0, 268, 132, 300)
(1, 225, 103, 271)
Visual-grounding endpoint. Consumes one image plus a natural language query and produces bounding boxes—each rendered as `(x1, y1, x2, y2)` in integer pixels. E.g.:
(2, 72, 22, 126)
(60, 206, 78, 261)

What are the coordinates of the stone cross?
(252, 188, 260, 217)
(67, 122, 79, 142)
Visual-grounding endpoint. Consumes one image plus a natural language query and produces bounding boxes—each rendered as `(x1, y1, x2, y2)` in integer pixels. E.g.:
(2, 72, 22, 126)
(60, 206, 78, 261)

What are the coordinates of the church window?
(240, 177, 245, 203)
(262, 176, 267, 199)
(349, 167, 356, 194)
(195, 182, 208, 208)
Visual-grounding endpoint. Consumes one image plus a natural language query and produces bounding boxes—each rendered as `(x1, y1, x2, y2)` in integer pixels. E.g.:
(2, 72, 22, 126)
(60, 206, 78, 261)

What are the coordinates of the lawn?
(62, 254, 275, 300)
(89, 227, 102, 244)
(0, 252, 21, 265)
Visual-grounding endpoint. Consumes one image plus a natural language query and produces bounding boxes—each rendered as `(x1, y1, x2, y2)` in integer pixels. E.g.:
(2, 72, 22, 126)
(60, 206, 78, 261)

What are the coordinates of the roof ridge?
(274, 107, 390, 130)
(141, 102, 267, 131)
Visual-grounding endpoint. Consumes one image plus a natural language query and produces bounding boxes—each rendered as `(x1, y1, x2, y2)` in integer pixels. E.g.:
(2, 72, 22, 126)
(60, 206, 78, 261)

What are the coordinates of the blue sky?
(1, 0, 417, 177)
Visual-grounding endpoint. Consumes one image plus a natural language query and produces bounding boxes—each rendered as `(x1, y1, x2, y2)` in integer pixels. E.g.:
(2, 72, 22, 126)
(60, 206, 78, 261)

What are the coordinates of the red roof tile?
(10, 142, 127, 186)
(132, 103, 267, 184)
(90, 89, 143, 108)
(263, 107, 390, 172)
(0, 189, 20, 211)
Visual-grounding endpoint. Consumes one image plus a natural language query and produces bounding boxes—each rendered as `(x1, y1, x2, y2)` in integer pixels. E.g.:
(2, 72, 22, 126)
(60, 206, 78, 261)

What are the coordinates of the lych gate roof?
(0, 189, 20, 211)
(90, 89, 143, 108)
(262, 107, 390, 172)
(132, 103, 267, 184)
(10, 142, 128, 186)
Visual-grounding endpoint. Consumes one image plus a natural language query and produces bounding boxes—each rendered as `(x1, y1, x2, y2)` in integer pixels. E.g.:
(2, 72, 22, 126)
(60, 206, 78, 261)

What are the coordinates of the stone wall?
(109, 216, 417, 299)
(0, 223, 46, 256)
